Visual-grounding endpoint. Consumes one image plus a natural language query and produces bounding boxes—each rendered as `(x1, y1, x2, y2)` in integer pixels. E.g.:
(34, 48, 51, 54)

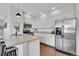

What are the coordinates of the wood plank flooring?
(40, 44, 71, 56)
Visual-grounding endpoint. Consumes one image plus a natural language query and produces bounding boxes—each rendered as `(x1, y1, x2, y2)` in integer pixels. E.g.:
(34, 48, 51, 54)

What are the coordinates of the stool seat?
(1, 45, 18, 56)
(6, 46, 17, 52)
(4, 46, 18, 56)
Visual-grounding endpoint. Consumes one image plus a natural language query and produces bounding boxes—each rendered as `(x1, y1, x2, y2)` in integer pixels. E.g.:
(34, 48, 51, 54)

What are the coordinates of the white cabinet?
(15, 42, 28, 56)
(15, 44, 24, 56)
(28, 39, 40, 56)
(40, 35, 55, 47)
(15, 39, 40, 56)
(32, 17, 55, 28)
(23, 42, 28, 56)
(34, 33, 55, 47)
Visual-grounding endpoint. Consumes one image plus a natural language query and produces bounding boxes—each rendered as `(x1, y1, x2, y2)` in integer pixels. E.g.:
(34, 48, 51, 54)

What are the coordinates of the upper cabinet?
(32, 18, 55, 28)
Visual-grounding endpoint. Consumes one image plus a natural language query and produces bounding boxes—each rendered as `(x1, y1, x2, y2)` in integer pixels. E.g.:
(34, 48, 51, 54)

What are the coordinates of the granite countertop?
(5, 34, 42, 47)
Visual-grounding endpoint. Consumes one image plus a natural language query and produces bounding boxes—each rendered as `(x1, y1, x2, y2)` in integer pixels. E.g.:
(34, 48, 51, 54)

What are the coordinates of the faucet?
(14, 26, 20, 36)
(34, 28, 38, 32)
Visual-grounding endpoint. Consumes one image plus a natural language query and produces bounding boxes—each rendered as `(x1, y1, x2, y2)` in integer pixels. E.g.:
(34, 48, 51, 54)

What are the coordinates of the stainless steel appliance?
(55, 18, 76, 55)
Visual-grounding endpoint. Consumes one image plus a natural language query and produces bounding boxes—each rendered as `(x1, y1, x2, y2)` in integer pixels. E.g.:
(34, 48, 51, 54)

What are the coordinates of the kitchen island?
(4, 34, 42, 56)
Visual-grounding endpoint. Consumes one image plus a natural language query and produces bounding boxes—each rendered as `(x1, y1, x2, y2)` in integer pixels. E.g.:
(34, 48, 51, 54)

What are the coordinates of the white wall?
(0, 4, 11, 46)
(76, 4, 79, 55)
(0, 4, 10, 18)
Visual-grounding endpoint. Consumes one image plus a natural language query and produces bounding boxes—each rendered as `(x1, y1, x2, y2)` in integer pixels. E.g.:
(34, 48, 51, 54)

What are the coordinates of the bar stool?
(0, 41, 18, 56)
(4, 46, 18, 56)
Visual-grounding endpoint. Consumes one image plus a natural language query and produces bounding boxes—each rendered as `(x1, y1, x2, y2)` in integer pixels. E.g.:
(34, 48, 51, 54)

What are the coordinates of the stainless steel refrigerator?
(55, 18, 76, 55)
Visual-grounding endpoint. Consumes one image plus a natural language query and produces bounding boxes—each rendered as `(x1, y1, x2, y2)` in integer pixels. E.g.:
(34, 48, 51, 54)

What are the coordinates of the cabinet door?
(15, 44, 24, 56)
(15, 42, 28, 56)
(23, 42, 28, 56)
(28, 39, 40, 56)
(40, 34, 55, 47)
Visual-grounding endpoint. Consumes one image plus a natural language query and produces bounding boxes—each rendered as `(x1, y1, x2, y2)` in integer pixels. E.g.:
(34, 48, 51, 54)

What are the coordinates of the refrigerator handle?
(61, 25, 64, 38)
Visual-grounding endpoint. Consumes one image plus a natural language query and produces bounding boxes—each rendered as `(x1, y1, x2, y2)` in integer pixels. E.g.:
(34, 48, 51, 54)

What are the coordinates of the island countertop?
(4, 34, 43, 47)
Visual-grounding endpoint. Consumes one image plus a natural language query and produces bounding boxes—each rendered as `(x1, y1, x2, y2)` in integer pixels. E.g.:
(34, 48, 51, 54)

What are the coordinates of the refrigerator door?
(63, 18, 76, 55)
(55, 20, 63, 50)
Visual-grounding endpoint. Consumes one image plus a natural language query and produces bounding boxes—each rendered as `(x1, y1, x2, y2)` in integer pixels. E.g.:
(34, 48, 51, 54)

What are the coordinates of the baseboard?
(55, 49, 76, 56)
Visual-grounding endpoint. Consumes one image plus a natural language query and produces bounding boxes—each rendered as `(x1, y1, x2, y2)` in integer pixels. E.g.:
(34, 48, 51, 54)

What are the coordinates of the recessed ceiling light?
(40, 12, 43, 14)
(50, 10, 60, 16)
(40, 14, 47, 19)
(28, 12, 31, 14)
(52, 7, 55, 10)
(25, 14, 32, 18)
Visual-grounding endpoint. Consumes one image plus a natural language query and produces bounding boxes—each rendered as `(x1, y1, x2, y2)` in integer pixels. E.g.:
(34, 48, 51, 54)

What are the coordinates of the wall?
(0, 4, 11, 46)
(0, 4, 10, 18)
(76, 4, 79, 55)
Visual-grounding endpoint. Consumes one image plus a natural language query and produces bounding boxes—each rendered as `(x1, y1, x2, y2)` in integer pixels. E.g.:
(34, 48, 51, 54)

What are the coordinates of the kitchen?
(0, 3, 79, 56)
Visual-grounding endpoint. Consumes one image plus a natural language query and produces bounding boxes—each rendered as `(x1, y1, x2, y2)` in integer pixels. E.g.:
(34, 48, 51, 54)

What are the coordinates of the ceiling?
(18, 3, 75, 17)
(9, 3, 75, 19)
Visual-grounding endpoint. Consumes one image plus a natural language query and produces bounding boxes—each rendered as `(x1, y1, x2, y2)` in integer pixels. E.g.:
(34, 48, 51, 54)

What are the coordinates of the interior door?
(63, 18, 76, 55)
(55, 20, 63, 50)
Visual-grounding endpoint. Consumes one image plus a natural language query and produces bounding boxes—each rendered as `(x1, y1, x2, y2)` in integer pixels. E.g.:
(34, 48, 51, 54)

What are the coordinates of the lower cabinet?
(34, 33, 55, 47)
(15, 39, 40, 56)
(15, 44, 24, 56)
(40, 35, 55, 47)
(23, 42, 28, 56)
(28, 39, 40, 56)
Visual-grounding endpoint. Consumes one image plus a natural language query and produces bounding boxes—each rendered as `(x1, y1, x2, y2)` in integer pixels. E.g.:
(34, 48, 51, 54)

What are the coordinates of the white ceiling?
(18, 3, 75, 17)
(0, 3, 75, 19)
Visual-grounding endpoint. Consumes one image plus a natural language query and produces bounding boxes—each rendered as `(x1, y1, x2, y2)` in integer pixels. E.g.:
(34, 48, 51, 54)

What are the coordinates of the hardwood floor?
(40, 43, 71, 56)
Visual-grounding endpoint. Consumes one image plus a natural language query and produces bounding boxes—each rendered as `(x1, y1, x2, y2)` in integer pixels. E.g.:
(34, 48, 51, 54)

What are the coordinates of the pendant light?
(16, 12, 21, 18)
(16, 4, 21, 18)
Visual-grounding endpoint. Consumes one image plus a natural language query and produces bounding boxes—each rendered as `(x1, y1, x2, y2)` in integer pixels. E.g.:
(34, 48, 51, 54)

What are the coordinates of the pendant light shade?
(16, 4, 21, 18)
(16, 12, 21, 18)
